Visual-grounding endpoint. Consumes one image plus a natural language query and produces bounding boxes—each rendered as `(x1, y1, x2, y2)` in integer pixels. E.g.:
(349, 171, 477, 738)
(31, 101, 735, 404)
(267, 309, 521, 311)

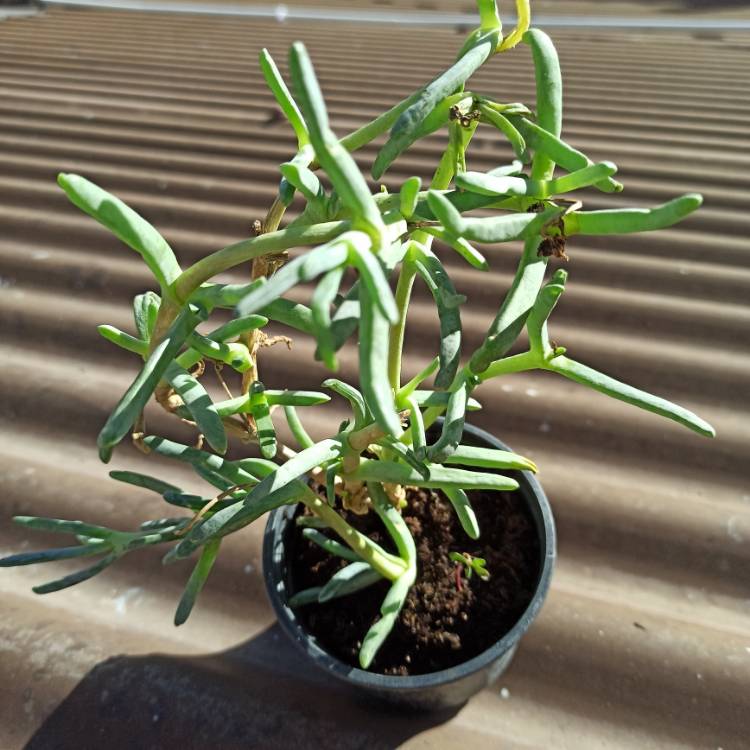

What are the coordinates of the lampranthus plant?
(2, 0, 715, 669)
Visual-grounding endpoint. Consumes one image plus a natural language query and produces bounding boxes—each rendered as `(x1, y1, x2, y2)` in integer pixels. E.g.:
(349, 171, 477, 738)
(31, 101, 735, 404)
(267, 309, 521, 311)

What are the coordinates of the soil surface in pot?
(289, 484, 540, 676)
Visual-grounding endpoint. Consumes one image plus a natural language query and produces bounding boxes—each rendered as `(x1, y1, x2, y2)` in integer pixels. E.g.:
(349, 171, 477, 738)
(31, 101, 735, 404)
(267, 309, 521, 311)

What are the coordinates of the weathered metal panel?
(1, 5, 748, 748)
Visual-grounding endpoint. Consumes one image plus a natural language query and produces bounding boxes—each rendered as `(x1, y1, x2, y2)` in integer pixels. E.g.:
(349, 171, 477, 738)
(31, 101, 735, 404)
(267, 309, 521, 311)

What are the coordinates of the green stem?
(340, 91, 422, 155)
(173, 220, 348, 302)
(476, 350, 538, 381)
(300, 492, 406, 580)
(387, 253, 417, 390)
(388, 146, 457, 390)
(263, 196, 287, 233)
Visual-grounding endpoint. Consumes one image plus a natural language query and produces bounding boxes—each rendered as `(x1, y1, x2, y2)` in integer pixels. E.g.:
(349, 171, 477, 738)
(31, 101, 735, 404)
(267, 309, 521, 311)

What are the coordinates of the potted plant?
(1, 0, 714, 710)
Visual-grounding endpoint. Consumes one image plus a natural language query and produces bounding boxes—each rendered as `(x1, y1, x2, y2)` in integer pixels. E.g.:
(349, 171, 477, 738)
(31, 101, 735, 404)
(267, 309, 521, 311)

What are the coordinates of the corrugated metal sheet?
(1, 4, 749, 748)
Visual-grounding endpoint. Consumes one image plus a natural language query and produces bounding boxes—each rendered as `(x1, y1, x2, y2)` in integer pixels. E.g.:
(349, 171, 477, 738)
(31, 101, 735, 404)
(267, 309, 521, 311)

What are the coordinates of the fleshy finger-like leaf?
(283, 405, 314, 449)
(143, 436, 259, 488)
(32, 552, 120, 595)
(421, 226, 488, 271)
(526, 268, 567, 356)
(289, 42, 386, 245)
(509, 115, 622, 193)
(372, 27, 500, 180)
(323, 378, 368, 429)
(426, 379, 468, 462)
(546, 355, 715, 437)
(311, 265, 346, 369)
(443, 487, 479, 540)
(174, 538, 221, 626)
(523, 29, 562, 182)
(165, 363, 227, 455)
(349, 460, 519, 491)
(348, 239, 399, 324)
(564, 194, 703, 236)
(443, 445, 537, 472)
(318, 561, 383, 603)
(209, 315, 268, 342)
(249, 381, 277, 459)
(279, 160, 323, 203)
(13, 516, 114, 539)
(399, 176, 422, 219)
(133, 291, 161, 341)
(359, 572, 413, 669)
(109, 470, 182, 496)
(58, 173, 181, 293)
(302, 528, 362, 562)
(358, 284, 402, 437)
(478, 103, 527, 159)
(98, 325, 147, 357)
(170, 440, 342, 559)
(412, 245, 463, 389)
(98, 307, 204, 463)
(236, 237, 350, 317)
(0, 543, 109, 568)
(259, 48, 309, 147)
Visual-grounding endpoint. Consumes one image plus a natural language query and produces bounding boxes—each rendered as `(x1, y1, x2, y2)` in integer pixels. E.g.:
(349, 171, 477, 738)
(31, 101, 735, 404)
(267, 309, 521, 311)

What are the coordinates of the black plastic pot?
(263, 422, 556, 711)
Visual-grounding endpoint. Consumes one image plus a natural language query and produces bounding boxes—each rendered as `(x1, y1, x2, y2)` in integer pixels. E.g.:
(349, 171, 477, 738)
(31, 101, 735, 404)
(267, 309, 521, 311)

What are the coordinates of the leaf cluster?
(3, 0, 714, 670)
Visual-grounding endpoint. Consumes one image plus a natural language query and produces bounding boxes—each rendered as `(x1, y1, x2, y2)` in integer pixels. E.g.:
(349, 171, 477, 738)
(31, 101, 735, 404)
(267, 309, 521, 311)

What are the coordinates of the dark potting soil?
(288, 484, 540, 676)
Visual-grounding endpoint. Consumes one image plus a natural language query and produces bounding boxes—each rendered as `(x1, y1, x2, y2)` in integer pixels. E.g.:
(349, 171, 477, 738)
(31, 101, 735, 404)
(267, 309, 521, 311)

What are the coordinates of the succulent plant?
(1, 0, 713, 669)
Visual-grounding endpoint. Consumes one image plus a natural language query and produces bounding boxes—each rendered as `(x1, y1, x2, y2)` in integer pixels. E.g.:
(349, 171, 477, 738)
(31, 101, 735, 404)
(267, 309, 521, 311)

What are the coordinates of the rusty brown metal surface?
(1, 4, 749, 748)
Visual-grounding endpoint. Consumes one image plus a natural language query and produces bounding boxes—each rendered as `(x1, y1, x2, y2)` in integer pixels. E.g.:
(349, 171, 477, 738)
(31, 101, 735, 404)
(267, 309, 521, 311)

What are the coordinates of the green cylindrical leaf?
(259, 48, 309, 147)
(509, 115, 622, 193)
(359, 572, 414, 669)
(523, 29, 562, 181)
(98, 307, 204, 463)
(249, 381, 277, 459)
(209, 315, 268, 342)
(143, 436, 259, 487)
(399, 176, 421, 219)
(311, 265, 345, 370)
(426, 190, 465, 236)
(302, 528, 362, 562)
(443, 487, 479, 540)
(170, 440, 342, 559)
(546, 355, 715, 437)
(564, 194, 703, 236)
(32, 552, 120, 595)
(478, 104, 527, 159)
(358, 284, 402, 437)
(426, 379, 468, 463)
(236, 238, 349, 317)
(289, 42, 386, 245)
(97, 325, 147, 357)
(283, 405, 314, 449)
(323, 379, 368, 429)
(443, 445, 537, 472)
(0, 543, 109, 568)
(349, 237, 399, 325)
(371, 28, 500, 180)
(166, 363, 227, 455)
(350, 460, 519, 491)
(412, 246, 462, 389)
(319, 561, 382, 602)
(133, 291, 161, 341)
(279, 161, 323, 203)
(58, 173, 182, 293)
(174, 538, 221, 626)
(109, 470, 181, 496)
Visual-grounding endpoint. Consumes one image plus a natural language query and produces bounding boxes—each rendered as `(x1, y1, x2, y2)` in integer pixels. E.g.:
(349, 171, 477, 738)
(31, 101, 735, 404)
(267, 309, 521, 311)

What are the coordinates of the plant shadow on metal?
(1, 0, 714, 672)
(25, 625, 458, 750)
